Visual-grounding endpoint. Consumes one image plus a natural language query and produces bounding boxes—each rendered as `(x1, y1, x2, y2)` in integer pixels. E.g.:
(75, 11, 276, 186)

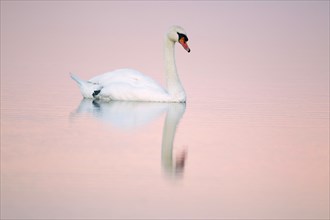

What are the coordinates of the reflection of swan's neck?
(164, 38, 185, 100)
(161, 103, 186, 175)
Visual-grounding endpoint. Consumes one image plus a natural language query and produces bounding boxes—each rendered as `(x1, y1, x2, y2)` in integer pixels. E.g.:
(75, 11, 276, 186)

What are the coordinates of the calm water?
(1, 1, 329, 219)
(1, 76, 329, 219)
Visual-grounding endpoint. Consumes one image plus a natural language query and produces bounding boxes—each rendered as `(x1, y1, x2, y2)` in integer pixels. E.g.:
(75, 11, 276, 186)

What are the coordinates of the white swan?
(70, 25, 190, 102)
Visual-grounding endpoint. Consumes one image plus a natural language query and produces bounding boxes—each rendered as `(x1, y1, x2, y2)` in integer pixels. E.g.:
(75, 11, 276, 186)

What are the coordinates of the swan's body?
(81, 68, 172, 102)
(71, 25, 190, 103)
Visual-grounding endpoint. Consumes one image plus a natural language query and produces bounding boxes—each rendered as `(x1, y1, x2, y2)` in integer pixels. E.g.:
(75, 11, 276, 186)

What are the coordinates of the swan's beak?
(179, 37, 191, 53)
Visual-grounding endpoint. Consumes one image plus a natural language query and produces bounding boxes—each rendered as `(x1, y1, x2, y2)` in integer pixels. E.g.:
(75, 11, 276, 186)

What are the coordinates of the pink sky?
(1, 1, 328, 90)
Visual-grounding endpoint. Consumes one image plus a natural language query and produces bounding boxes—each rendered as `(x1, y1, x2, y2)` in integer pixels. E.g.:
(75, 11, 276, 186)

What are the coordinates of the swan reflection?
(72, 99, 170, 129)
(161, 103, 187, 179)
(71, 99, 187, 178)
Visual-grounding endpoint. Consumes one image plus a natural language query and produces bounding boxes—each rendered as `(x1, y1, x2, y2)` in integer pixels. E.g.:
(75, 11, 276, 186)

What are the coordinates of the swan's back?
(89, 69, 172, 102)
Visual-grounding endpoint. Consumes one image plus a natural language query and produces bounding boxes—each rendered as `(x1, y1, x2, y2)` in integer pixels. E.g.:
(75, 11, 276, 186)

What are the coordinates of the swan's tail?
(70, 73, 84, 86)
(70, 73, 103, 99)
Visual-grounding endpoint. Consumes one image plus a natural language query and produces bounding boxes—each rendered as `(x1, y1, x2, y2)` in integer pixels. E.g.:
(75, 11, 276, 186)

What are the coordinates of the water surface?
(2, 76, 328, 219)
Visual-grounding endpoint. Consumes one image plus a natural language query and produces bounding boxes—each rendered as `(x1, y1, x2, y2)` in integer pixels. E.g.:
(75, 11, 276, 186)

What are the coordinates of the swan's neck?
(164, 38, 186, 101)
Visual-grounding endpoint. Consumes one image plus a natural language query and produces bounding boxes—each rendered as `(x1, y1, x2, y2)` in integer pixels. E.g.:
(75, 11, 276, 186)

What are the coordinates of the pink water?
(1, 1, 329, 219)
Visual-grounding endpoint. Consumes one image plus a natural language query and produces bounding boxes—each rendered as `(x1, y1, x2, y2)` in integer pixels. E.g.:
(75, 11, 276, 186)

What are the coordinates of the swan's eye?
(177, 32, 188, 42)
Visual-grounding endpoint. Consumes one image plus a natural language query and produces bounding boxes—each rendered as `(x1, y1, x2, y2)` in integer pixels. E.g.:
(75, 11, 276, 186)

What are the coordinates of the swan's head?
(167, 25, 190, 53)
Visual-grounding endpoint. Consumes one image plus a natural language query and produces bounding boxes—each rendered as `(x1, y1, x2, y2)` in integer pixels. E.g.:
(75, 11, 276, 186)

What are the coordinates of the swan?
(70, 25, 190, 102)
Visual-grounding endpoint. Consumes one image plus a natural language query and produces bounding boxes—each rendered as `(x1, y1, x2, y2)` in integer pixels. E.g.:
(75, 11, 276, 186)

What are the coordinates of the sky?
(1, 1, 329, 93)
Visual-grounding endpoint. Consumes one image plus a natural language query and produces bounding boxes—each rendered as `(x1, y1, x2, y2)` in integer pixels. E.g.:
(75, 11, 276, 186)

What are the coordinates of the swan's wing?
(89, 69, 171, 101)
(89, 69, 162, 90)
(100, 82, 171, 101)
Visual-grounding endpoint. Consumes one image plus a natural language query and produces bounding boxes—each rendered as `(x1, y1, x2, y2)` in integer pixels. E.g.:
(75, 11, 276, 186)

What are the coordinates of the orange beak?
(179, 37, 191, 53)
